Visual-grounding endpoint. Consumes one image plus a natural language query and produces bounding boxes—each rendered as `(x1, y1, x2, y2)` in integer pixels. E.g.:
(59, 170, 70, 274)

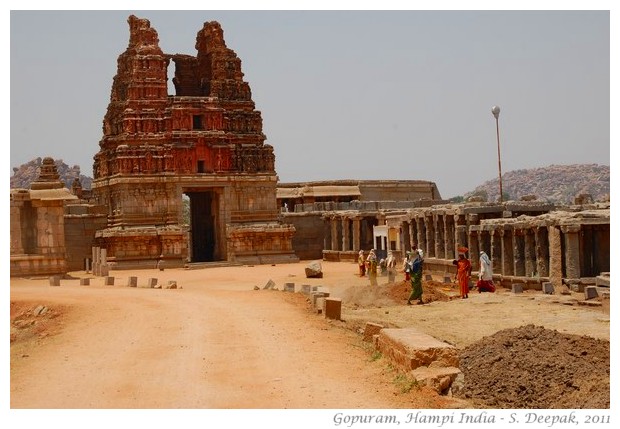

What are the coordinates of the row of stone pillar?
(325, 215, 379, 252)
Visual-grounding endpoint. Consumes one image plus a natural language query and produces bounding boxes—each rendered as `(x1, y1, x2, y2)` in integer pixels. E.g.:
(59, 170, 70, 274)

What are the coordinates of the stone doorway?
(186, 190, 219, 262)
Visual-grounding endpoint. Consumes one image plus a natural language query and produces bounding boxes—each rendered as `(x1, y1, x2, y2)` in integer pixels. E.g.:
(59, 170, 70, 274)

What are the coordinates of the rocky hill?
(10, 158, 93, 190)
(464, 164, 610, 204)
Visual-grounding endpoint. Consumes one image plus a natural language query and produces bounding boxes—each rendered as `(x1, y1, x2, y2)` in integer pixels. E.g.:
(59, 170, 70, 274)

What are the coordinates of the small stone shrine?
(10, 157, 78, 276)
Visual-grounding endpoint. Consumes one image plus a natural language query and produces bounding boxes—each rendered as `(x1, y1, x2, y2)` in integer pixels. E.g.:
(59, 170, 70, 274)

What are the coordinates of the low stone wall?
(10, 254, 67, 277)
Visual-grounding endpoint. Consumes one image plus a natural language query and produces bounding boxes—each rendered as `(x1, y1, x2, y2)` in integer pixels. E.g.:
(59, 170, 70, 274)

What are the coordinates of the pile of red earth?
(386, 280, 455, 304)
(453, 324, 610, 409)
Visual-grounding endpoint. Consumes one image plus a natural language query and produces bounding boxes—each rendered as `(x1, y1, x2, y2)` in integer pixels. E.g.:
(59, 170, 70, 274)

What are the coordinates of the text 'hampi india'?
(9, 13, 610, 416)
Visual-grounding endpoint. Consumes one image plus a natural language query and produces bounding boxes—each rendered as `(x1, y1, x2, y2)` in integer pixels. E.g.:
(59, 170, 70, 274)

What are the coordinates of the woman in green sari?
(406, 250, 424, 305)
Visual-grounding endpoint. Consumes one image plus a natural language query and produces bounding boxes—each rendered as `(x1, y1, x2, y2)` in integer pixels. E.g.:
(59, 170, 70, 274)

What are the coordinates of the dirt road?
(9, 261, 610, 413)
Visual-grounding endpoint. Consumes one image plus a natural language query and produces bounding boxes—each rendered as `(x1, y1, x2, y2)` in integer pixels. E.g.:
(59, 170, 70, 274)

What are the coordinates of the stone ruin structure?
(10, 158, 78, 276)
(281, 193, 610, 292)
(91, 15, 297, 269)
(387, 201, 610, 291)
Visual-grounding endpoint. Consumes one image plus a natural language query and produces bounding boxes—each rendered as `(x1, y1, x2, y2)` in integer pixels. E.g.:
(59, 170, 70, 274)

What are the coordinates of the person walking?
(477, 251, 496, 293)
(358, 250, 366, 277)
(406, 249, 424, 305)
(456, 248, 472, 299)
(386, 250, 397, 282)
(367, 249, 378, 285)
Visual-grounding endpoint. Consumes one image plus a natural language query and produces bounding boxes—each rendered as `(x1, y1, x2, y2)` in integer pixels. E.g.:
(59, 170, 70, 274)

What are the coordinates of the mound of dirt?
(342, 279, 457, 308)
(453, 324, 610, 409)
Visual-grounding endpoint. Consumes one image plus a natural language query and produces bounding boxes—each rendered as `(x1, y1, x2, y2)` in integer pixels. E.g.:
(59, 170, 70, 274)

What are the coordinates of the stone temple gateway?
(92, 15, 297, 268)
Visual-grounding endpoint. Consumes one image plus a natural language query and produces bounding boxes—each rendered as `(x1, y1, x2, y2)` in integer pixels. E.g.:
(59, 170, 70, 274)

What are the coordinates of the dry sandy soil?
(9, 260, 611, 415)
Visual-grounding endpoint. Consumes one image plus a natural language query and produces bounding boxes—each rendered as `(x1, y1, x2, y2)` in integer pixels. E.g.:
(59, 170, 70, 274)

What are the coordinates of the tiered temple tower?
(92, 15, 297, 268)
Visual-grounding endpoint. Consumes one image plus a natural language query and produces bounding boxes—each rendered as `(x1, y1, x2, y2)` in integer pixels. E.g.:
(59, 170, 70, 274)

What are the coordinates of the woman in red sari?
(456, 249, 472, 299)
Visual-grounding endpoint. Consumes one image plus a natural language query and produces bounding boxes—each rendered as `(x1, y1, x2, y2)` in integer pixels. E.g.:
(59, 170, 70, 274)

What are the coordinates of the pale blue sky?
(9, 8, 611, 198)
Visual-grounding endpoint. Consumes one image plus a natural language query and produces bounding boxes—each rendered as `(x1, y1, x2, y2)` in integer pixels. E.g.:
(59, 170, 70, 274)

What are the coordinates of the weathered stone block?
(315, 286, 330, 297)
(315, 297, 325, 314)
(511, 283, 523, 294)
(104, 276, 115, 286)
(147, 278, 158, 288)
(263, 279, 276, 290)
(311, 292, 325, 307)
(49, 276, 60, 286)
(284, 282, 295, 292)
(165, 280, 178, 289)
(127, 276, 137, 287)
(375, 328, 459, 372)
(323, 297, 342, 320)
(443, 275, 452, 284)
(301, 284, 312, 295)
(410, 366, 462, 394)
(100, 265, 110, 277)
(542, 282, 554, 294)
(79, 278, 90, 286)
(363, 322, 384, 342)
(425, 274, 433, 281)
(584, 286, 598, 300)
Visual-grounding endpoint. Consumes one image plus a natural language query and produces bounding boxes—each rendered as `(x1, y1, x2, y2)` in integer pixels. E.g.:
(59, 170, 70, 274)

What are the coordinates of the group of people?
(453, 248, 497, 298)
(358, 245, 496, 305)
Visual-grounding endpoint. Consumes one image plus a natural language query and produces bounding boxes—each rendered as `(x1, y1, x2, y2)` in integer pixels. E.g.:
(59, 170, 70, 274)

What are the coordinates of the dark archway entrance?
(186, 190, 218, 262)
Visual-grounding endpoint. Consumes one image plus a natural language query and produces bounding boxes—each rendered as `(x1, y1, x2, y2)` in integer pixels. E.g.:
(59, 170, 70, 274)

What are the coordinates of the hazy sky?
(9, 7, 612, 199)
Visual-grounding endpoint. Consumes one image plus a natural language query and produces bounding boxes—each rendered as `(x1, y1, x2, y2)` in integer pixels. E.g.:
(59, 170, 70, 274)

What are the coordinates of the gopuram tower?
(92, 15, 297, 268)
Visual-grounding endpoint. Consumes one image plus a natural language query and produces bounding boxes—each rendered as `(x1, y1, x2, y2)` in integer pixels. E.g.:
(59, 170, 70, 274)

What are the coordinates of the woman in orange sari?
(456, 249, 472, 299)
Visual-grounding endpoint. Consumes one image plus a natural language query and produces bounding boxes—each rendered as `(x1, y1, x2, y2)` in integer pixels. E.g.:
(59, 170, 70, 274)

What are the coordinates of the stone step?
(185, 261, 243, 270)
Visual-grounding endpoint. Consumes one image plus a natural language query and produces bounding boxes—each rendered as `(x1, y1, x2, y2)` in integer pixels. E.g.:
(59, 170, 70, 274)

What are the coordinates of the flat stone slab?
(376, 328, 459, 372)
(410, 365, 462, 394)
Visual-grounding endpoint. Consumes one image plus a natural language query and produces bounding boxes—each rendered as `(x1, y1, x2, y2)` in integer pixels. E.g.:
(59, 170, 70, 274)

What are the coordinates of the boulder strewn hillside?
(464, 164, 610, 204)
(10, 158, 93, 190)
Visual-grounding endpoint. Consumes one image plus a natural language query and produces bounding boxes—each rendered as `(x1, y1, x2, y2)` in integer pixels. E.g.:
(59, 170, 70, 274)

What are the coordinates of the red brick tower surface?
(92, 15, 296, 269)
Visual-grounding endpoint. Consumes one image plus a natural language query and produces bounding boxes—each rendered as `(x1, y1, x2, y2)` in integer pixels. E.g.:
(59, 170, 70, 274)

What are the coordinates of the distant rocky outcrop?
(10, 158, 93, 190)
(464, 164, 609, 204)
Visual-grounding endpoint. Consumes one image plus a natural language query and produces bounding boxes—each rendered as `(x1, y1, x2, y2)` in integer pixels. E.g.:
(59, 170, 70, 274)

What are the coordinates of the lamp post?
(491, 105, 503, 204)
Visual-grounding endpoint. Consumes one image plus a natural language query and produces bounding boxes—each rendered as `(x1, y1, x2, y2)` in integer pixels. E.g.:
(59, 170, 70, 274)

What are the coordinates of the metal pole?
(495, 116, 503, 203)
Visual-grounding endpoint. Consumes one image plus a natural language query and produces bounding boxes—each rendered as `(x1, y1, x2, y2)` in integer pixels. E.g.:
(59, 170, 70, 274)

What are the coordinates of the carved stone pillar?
(409, 220, 416, 251)
(513, 228, 526, 276)
(534, 226, 550, 277)
(500, 227, 514, 276)
(561, 225, 581, 279)
(455, 215, 467, 256)
(524, 229, 537, 277)
(323, 217, 331, 251)
(425, 215, 435, 258)
(490, 228, 502, 275)
(444, 214, 455, 260)
(547, 225, 563, 291)
(456, 225, 470, 267)
(434, 214, 445, 259)
(352, 217, 361, 251)
(479, 229, 491, 258)
(341, 217, 350, 252)
(416, 217, 426, 253)
(10, 199, 24, 254)
(468, 228, 480, 272)
(330, 216, 339, 252)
